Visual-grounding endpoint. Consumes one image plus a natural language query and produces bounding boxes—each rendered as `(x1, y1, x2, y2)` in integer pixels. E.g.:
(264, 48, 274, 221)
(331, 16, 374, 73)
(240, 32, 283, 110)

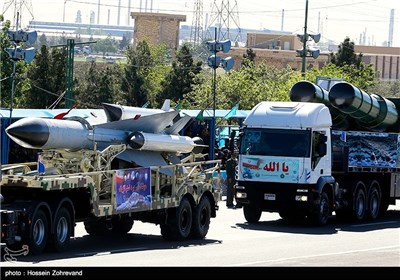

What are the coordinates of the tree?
(22, 45, 53, 108)
(241, 48, 256, 67)
(92, 36, 117, 56)
(121, 41, 153, 106)
(330, 37, 363, 68)
(75, 62, 100, 108)
(158, 43, 202, 104)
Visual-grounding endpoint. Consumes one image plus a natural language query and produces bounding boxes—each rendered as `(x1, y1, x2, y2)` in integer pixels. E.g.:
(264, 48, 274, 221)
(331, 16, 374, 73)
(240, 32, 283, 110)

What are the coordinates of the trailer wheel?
(353, 187, 366, 222)
(367, 185, 380, 220)
(28, 209, 49, 255)
(309, 191, 330, 226)
(243, 205, 262, 223)
(52, 208, 71, 252)
(161, 197, 192, 241)
(112, 216, 134, 234)
(190, 196, 211, 239)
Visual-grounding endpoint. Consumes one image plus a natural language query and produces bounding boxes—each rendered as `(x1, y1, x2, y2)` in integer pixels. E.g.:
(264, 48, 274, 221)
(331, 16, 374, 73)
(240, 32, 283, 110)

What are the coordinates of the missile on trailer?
(328, 81, 399, 132)
(289, 80, 349, 129)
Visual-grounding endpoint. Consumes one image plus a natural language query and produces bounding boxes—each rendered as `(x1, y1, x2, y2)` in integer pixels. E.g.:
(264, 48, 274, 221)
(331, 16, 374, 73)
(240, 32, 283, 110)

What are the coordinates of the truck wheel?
(84, 220, 108, 236)
(353, 187, 366, 222)
(190, 196, 211, 239)
(243, 205, 261, 223)
(367, 186, 380, 220)
(161, 197, 192, 241)
(309, 191, 330, 226)
(28, 209, 49, 255)
(52, 208, 71, 252)
(112, 216, 134, 234)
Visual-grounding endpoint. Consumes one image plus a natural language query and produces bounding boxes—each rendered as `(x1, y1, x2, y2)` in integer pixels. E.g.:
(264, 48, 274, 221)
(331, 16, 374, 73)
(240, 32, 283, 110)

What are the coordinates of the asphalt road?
(1, 199, 399, 272)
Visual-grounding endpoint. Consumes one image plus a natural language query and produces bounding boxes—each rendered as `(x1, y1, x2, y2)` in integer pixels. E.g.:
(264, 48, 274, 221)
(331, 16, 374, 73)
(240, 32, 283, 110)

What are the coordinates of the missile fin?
(164, 115, 192, 135)
(96, 110, 179, 133)
(102, 103, 122, 122)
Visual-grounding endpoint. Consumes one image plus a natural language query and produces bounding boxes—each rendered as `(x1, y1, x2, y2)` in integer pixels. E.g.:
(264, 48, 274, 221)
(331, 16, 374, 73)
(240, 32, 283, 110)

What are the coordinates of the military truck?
(235, 80, 400, 225)
(1, 108, 222, 255)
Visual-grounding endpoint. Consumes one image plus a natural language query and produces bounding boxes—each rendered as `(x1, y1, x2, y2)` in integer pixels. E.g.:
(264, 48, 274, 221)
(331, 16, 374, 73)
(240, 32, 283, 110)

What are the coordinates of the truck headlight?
(295, 195, 308, 202)
(236, 192, 247, 199)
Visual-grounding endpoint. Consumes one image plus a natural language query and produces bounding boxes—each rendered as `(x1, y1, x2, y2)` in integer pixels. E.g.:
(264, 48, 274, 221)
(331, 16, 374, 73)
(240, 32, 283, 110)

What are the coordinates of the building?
(355, 45, 400, 80)
(130, 12, 186, 51)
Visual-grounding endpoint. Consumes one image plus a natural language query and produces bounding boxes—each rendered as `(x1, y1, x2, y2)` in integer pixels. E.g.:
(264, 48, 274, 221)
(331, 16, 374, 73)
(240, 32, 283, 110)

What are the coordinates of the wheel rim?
(199, 206, 208, 227)
(57, 217, 68, 243)
(370, 191, 379, 218)
(180, 209, 190, 230)
(33, 219, 45, 246)
(320, 195, 329, 223)
(356, 192, 365, 218)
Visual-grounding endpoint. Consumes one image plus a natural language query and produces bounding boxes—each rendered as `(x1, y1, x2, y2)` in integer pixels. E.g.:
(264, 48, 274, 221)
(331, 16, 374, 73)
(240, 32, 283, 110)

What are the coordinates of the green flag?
(196, 110, 204, 122)
(224, 101, 239, 119)
(175, 100, 183, 110)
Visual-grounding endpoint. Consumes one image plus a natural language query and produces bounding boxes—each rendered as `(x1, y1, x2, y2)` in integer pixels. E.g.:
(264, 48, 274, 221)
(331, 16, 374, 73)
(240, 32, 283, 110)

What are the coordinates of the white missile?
(6, 110, 202, 155)
(129, 132, 202, 154)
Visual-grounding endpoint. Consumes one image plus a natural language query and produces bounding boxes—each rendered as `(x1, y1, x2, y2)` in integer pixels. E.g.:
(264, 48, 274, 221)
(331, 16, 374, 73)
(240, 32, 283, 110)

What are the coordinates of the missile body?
(6, 111, 200, 154)
(129, 132, 201, 153)
(328, 82, 398, 132)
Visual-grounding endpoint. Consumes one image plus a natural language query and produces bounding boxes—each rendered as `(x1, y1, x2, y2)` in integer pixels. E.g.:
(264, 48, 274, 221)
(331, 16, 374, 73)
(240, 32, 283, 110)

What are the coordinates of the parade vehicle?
(1, 107, 221, 255)
(235, 80, 400, 225)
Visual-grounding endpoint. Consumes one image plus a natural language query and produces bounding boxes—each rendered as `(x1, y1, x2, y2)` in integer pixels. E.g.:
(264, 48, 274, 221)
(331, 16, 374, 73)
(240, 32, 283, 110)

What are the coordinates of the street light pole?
(209, 27, 217, 161)
(301, 0, 309, 75)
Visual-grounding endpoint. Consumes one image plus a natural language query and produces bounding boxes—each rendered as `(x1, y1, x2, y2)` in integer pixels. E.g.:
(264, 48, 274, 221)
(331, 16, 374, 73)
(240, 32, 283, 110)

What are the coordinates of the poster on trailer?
(115, 167, 152, 213)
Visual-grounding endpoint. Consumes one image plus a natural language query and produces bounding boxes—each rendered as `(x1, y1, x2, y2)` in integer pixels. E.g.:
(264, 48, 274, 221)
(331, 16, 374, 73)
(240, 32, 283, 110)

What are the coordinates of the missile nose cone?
(6, 118, 49, 148)
(128, 131, 145, 149)
(103, 103, 122, 121)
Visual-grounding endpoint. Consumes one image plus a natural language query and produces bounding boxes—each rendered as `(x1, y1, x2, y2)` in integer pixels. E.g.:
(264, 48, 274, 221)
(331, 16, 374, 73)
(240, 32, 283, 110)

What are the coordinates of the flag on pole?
(53, 102, 79, 119)
(175, 100, 184, 110)
(224, 101, 239, 119)
(196, 109, 204, 122)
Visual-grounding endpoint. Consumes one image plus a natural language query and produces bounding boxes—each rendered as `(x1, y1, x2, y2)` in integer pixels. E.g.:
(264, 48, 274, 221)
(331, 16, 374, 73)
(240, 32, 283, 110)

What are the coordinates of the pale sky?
(2, 0, 399, 47)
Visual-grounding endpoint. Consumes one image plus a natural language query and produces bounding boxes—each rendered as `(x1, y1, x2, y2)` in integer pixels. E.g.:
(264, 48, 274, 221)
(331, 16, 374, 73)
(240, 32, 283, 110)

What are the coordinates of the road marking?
(227, 245, 400, 266)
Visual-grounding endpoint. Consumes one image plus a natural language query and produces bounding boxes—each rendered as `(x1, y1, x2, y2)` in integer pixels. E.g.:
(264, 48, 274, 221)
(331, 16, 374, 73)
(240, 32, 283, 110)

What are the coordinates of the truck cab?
(235, 101, 335, 225)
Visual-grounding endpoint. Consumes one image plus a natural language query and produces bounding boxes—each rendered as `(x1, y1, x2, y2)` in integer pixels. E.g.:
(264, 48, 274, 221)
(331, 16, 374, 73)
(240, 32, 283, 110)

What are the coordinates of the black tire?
(243, 205, 262, 223)
(28, 209, 49, 255)
(84, 220, 108, 236)
(52, 208, 71, 252)
(309, 191, 330, 226)
(190, 196, 211, 239)
(353, 187, 366, 222)
(161, 197, 192, 241)
(112, 216, 134, 234)
(367, 185, 380, 220)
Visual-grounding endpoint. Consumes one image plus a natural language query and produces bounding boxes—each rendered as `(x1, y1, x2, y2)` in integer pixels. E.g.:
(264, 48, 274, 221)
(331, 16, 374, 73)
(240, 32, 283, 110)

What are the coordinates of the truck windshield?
(240, 128, 311, 157)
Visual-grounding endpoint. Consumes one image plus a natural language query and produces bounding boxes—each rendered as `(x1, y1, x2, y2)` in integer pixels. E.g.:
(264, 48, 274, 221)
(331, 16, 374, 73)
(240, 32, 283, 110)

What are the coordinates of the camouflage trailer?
(1, 144, 222, 255)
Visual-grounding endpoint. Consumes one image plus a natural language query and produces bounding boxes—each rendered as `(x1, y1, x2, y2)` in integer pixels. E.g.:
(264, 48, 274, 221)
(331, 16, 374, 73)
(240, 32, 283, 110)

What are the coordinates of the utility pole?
(296, 0, 320, 77)
(301, 0, 309, 75)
